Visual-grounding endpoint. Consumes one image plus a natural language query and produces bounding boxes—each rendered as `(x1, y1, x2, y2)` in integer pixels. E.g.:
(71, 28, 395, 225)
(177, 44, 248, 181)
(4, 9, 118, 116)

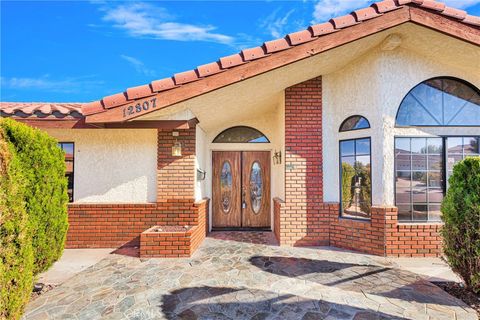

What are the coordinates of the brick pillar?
(281, 76, 327, 246)
(157, 127, 196, 201)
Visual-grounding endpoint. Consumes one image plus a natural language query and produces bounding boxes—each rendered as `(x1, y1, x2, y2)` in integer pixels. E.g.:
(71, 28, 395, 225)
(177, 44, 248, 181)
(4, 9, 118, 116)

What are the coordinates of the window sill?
(397, 221, 443, 226)
(338, 216, 371, 223)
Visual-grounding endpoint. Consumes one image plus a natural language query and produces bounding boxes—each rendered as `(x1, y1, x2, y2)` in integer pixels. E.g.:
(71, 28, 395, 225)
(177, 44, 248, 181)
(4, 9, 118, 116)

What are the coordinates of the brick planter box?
(140, 225, 201, 258)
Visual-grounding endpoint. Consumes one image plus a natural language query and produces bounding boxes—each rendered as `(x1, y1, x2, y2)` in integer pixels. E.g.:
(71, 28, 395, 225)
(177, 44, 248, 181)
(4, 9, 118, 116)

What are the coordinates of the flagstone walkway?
(23, 232, 477, 320)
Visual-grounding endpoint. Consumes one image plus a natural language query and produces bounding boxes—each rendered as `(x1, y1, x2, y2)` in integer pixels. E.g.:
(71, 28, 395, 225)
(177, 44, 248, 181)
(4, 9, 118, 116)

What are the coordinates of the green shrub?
(0, 118, 69, 275)
(0, 127, 34, 320)
(441, 157, 480, 294)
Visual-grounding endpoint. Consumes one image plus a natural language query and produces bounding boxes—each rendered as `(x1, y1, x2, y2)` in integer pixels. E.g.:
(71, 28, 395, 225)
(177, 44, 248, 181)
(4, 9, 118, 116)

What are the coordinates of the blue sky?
(1, 0, 479, 103)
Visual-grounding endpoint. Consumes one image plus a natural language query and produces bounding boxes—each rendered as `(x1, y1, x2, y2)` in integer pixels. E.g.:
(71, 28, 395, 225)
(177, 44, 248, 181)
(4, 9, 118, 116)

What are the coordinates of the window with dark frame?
(213, 126, 269, 143)
(339, 115, 370, 132)
(339, 138, 372, 219)
(58, 142, 74, 202)
(394, 137, 443, 222)
(395, 136, 480, 222)
(395, 77, 480, 127)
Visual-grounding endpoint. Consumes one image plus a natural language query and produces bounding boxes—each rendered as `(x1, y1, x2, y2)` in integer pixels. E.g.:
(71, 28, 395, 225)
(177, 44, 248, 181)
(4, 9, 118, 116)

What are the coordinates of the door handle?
(242, 186, 247, 209)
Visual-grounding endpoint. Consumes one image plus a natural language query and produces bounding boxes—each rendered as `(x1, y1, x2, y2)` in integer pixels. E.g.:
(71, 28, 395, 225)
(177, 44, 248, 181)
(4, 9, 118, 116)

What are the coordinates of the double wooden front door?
(212, 151, 270, 228)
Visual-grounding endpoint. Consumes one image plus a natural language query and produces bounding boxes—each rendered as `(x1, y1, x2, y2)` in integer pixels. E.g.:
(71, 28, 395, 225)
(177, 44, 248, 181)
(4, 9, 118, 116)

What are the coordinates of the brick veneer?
(67, 199, 207, 248)
(281, 77, 328, 246)
(157, 127, 196, 200)
(385, 209, 443, 257)
(139, 199, 209, 257)
(329, 205, 394, 256)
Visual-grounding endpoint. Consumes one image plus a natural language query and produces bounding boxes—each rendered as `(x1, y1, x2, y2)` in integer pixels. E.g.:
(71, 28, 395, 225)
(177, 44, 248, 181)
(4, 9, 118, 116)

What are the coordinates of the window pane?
(411, 138, 427, 154)
(427, 172, 443, 188)
(428, 155, 442, 170)
(213, 126, 269, 143)
(355, 139, 370, 155)
(59, 142, 75, 203)
(340, 140, 355, 156)
(395, 137, 444, 222)
(341, 156, 355, 167)
(411, 155, 427, 170)
(428, 204, 442, 222)
(412, 188, 427, 203)
(61, 143, 74, 157)
(428, 188, 443, 203)
(396, 187, 411, 204)
(396, 77, 480, 127)
(340, 115, 370, 131)
(395, 138, 411, 154)
(464, 137, 479, 154)
(396, 154, 411, 171)
(426, 138, 442, 154)
(413, 204, 428, 221)
(397, 204, 412, 221)
(411, 171, 427, 188)
(340, 138, 371, 219)
(396, 171, 411, 188)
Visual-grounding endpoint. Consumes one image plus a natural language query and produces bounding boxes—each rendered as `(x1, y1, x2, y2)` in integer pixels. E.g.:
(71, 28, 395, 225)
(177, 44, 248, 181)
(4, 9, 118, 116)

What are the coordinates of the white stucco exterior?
(46, 129, 157, 203)
(322, 44, 480, 205)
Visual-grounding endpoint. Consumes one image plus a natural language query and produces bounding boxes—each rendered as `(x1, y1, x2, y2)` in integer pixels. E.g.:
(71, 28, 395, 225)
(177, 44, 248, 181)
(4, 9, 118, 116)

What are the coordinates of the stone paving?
(24, 232, 478, 320)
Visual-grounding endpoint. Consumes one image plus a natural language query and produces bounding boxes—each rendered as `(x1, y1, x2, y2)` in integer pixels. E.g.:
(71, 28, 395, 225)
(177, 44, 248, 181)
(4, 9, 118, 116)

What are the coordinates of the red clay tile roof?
(0, 102, 84, 118)
(82, 0, 479, 119)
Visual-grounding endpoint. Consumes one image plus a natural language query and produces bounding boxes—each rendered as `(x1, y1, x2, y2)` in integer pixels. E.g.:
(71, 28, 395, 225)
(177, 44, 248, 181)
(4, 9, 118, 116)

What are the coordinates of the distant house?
(2, 0, 479, 257)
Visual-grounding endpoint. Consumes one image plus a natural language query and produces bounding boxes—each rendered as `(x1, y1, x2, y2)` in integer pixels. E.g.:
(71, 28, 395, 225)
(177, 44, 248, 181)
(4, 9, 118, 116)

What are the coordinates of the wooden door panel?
(212, 151, 242, 228)
(242, 151, 271, 228)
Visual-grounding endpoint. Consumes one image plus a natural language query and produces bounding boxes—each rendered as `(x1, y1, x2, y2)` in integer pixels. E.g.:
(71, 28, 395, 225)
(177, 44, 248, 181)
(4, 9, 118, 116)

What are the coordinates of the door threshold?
(211, 227, 272, 232)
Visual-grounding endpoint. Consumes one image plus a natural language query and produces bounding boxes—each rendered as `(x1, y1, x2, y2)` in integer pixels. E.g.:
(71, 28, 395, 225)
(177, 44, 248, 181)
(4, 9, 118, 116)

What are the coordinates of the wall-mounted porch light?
(197, 168, 206, 181)
(172, 131, 182, 157)
(273, 150, 282, 165)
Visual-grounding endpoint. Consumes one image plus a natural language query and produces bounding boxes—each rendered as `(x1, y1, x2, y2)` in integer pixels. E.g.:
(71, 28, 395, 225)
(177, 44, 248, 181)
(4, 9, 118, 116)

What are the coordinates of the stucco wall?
(323, 46, 480, 205)
(46, 129, 157, 203)
(195, 125, 208, 201)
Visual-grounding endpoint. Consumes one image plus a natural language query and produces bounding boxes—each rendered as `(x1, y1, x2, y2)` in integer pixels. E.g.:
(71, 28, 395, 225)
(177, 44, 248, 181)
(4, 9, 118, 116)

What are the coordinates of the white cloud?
(99, 2, 234, 44)
(120, 54, 155, 76)
(260, 9, 296, 38)
(443, 0, 480, 8)
(0, 75, 104, 94)
(312, 0, 370, 23)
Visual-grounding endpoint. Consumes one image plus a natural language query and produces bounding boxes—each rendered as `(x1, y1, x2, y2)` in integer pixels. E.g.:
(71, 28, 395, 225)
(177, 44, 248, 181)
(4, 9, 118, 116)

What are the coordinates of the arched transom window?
(396, 77, 480, 127)
(339, 115, 370, 132)
(213, 126, 269, 143)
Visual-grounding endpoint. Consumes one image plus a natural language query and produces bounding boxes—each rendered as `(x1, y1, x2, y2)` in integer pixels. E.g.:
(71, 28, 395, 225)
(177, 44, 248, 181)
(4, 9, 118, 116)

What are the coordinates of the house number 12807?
(122, 97, 157, 118)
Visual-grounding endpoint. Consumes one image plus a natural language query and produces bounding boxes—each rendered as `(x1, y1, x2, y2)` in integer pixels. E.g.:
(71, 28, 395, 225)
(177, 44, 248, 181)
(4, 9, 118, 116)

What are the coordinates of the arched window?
(339, 115, 370, 132)
(396, 77, 480, 127)
(213, 126, 269, 143)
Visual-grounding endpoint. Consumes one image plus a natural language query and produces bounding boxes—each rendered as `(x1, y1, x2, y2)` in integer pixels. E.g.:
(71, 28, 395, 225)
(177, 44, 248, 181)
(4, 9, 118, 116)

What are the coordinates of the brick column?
(281, 77, 328, 246)
(157, 127, 196, 201)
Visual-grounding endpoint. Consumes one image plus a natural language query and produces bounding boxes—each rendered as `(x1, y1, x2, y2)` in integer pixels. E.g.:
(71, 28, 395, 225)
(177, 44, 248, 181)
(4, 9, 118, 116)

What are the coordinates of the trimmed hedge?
(0, 128, 34, 320)
(0, 118, 69, 275)
(441, 157, 480, 294)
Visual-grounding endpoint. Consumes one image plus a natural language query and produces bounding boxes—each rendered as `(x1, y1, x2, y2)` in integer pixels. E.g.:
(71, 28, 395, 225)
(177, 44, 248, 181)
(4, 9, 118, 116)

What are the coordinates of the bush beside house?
(0, 119, 69, 319)
(441, 157, 480, 294)
(0, 128, 34, 320)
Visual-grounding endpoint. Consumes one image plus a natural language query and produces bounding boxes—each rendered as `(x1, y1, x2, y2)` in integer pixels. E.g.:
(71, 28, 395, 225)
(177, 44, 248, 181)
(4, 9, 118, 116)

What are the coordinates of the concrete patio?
(24, 232, 477, 320)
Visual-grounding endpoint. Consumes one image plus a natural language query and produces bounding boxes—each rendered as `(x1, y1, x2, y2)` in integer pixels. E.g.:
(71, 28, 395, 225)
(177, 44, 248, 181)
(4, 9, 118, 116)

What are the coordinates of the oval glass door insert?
(220, 161, 232, 213)
(250, 161, 263, 214)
